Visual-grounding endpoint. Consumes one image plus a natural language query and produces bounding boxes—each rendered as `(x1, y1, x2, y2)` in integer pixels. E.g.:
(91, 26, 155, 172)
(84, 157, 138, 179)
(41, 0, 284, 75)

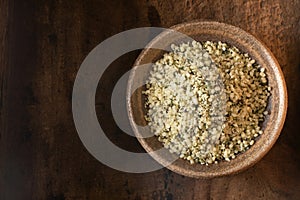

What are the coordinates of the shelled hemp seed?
(143, 40, 271, 165)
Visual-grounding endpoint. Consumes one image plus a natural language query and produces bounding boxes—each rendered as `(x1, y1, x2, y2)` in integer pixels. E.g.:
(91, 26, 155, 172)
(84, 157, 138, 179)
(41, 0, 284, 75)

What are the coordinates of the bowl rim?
(126, 21, 288, 178)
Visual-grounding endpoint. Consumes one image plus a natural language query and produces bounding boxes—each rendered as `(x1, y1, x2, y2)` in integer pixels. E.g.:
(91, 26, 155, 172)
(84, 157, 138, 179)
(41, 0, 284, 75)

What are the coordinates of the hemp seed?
(143, 40, 271, 165)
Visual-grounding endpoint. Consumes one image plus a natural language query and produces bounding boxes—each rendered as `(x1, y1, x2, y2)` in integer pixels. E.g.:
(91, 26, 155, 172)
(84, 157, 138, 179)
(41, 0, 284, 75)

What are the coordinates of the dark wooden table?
(1, 0, 299, 199)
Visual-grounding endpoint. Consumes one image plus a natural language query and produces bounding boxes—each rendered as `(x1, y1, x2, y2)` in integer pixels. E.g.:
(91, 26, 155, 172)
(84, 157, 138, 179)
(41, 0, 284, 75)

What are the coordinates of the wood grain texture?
(0, 0, 299, 199)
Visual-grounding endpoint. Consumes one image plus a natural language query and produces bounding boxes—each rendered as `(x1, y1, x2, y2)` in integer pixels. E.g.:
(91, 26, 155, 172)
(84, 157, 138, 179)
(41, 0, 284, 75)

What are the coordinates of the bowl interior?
(127, 21, 287, 178)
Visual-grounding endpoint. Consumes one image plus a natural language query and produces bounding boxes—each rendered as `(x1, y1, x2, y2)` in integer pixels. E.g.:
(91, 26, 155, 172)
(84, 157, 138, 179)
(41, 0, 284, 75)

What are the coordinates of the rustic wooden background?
(0, 0, 299, 199)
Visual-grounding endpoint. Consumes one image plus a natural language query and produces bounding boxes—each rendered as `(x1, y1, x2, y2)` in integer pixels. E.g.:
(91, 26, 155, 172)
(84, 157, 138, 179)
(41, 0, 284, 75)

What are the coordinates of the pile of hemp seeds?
(143, 40, 271, 165)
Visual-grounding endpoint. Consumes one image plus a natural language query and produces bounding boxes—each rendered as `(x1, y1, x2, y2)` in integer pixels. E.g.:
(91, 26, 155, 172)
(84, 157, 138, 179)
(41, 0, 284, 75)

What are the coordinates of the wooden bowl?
(126, 21, 287, 178)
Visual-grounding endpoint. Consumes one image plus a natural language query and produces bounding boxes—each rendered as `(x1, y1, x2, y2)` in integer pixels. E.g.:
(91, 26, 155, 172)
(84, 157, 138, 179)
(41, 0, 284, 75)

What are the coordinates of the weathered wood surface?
(0, 0, 299, 199)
